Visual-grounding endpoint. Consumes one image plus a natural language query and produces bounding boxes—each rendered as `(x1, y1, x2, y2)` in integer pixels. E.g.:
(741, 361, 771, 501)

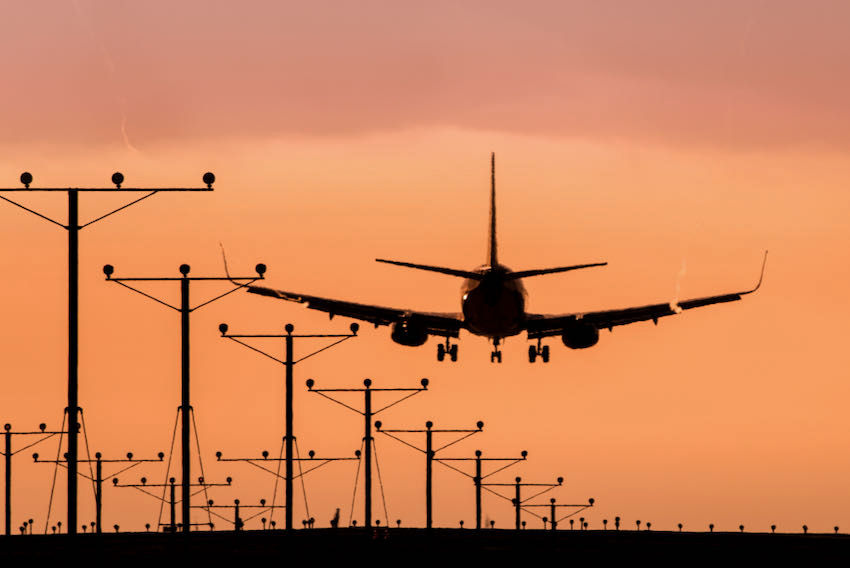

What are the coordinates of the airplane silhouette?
(247, 154, 766, 363)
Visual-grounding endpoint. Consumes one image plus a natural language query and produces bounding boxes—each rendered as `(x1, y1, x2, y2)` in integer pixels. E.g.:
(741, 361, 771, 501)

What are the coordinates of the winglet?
(219, 242, 233, 281)
(743, 250, 768, 295)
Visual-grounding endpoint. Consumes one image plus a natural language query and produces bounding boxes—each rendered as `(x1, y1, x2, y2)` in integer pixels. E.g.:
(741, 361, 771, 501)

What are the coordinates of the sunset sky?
(1, 0, 849, 534)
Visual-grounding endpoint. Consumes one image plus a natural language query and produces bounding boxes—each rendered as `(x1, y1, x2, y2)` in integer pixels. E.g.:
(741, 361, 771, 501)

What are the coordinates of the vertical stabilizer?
(487, 152, 498, 268)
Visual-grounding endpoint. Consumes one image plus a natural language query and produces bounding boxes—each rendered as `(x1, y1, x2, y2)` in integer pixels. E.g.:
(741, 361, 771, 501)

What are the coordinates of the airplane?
(246, 153, 767, 363)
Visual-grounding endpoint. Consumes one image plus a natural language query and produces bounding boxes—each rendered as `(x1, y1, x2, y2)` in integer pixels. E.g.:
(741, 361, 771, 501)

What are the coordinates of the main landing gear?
(437, 339, 458, 362)
(528, 339, 550, 363)
(490, 338, 502, 363)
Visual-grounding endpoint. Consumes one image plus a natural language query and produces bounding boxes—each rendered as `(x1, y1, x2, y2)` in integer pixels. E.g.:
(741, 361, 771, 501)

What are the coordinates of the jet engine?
(391, 318, 428, 346)
(561, 321, 599, 349)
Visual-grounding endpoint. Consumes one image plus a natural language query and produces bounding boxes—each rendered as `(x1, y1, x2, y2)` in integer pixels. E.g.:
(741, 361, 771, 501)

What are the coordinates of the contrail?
(71, 0, 141, 154)
(119, 100, 142, 154)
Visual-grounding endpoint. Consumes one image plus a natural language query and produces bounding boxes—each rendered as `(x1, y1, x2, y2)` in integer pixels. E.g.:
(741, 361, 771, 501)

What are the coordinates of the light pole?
(376, 420, 484, 529)
(307, 378, 429, 527)
(105, 262, 263, 533)
(218, 321, 358, 530)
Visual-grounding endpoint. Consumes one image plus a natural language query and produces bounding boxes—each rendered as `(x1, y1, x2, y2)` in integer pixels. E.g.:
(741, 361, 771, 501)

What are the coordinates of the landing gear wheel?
(437, 343, 445, 361)
(449, 344, 458, 362)
(541, 345, 550, 363)
(491, 350, 502, 363)
(528, 345, 537, 363)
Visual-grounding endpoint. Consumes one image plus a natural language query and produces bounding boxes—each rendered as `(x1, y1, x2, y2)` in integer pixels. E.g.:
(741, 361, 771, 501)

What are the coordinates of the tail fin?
(487, 152, 497, 268)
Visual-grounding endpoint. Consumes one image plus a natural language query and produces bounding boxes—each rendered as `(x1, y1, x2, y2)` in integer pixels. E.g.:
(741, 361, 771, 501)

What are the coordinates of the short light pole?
(482, 476, 563, 530)
(437, 449, 528, 530)
(201, 498, 279, 531)
(524, 497, 595, 532)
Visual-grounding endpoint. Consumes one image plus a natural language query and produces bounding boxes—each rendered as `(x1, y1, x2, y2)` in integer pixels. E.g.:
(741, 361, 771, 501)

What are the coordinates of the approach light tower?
(0, 171, 214, 535)
(104, 261, 264, 534)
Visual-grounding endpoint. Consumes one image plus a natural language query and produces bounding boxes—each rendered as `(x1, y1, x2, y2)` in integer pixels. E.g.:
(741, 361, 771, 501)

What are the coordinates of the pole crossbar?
(524, 498, 595, 530)
(216, 451, 359, 482)
(34, 451, 164, 533)
(110, 276, 259, 282)
(113, 473, 232, 532)
(106, 273, 262, 313)
(0, 187, 212, 192)
(0, 171, 216, 535)
(200, 500, 286, 530)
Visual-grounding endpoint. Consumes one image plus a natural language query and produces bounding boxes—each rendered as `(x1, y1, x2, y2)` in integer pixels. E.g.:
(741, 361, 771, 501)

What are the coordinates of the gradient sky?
(1, 0, 849, 534)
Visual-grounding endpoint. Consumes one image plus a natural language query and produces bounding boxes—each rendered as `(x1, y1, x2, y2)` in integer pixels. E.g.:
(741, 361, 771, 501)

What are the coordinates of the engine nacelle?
(391, 319, 428, 346)
(561, 322, 599, 349)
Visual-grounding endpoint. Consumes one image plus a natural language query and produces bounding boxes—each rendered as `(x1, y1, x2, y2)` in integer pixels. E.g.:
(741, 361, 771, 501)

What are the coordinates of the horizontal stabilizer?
(506, 262, 608, 280)
(376, 259, 482, 279)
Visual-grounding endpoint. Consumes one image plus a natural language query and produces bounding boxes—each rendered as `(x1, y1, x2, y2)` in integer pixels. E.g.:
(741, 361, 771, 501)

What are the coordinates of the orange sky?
(1, 1, 849, 534)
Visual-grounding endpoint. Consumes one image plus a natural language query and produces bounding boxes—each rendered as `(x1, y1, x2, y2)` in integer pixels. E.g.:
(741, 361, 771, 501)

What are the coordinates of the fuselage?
(460, 264, 527, 338)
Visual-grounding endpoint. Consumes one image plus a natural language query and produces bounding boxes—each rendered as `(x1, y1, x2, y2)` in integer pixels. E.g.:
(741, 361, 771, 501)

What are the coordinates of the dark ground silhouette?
(1, 528, 848, 564)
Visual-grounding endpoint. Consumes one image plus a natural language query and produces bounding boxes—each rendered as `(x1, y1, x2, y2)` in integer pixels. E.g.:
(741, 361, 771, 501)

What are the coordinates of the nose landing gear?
(490, 338, 503, 363)
(437, 339, 458, 362)
(528, 340, 550, 363)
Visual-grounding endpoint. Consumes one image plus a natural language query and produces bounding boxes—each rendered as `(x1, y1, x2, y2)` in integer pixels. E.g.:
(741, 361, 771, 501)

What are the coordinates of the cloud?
(3, 1, 850, 150)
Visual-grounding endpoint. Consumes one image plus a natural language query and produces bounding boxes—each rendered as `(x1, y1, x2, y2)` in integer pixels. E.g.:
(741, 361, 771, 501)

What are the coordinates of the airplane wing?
(246, 285, 464, 338)
(525, 252, 767, 340)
